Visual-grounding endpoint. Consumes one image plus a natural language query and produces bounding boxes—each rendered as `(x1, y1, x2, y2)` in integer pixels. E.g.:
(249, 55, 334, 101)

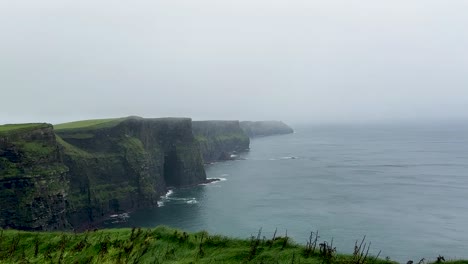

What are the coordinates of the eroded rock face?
(0, 124, 70, 230)
(192, 121, 250, 163)
(240, 121, 294, 137)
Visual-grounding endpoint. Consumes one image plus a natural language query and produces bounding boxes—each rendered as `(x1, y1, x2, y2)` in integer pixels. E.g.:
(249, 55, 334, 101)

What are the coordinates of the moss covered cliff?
(240, 121, 294, 137)
(192, 121, 250, 163)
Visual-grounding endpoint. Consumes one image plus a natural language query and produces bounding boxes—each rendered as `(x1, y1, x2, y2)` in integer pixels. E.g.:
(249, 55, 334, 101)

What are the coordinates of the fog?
(1, 0, 467, 125)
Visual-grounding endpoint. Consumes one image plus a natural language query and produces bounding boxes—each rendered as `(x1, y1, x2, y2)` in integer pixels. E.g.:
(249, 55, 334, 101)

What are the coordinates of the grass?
(0, 123, 50, 135)
(0, 226, 465, 264)
(0, 226, 401, 264)
(53, 118, 127, 131)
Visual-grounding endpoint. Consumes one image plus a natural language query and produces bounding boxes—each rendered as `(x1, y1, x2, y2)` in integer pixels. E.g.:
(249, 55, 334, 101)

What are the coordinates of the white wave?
(161, 189, 174, 199)
(157, 201, 165, 207)
(108, 212, 130, 223)
(186, 199, 198, 204)
(221, 173, 229, 177)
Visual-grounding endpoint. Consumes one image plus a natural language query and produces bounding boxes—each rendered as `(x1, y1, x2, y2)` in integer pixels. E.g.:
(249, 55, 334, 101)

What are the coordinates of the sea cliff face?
(240, 121, 294, 137)
(192, 121, 250, 163)
(0, 124, 69, 230)
(57, 117, 206, 228)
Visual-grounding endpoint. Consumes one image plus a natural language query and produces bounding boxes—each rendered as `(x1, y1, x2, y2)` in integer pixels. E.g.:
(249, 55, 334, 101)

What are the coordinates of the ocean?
(104, 122, 468, 262)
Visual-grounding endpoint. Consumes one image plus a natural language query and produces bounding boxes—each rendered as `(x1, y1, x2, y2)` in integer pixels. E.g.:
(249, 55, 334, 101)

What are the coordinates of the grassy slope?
(0, 226, 402, 264)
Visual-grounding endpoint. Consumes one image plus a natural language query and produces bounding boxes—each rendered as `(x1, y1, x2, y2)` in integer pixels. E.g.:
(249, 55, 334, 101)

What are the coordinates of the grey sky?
(1, 0, 467, 124)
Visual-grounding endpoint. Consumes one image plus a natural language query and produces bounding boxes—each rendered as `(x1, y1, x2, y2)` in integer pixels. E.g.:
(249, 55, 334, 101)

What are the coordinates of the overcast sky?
(1, 0, 467, 124)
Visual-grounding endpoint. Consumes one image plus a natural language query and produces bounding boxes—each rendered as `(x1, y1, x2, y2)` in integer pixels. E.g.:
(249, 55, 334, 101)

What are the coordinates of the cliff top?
(54, 117, 128, 131)
(54, 116, 193, 132)
(0, 123, 51, 136)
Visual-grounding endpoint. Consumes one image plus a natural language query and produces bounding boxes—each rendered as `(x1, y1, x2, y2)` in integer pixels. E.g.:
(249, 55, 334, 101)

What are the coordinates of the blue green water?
(105, 123, 468, 262)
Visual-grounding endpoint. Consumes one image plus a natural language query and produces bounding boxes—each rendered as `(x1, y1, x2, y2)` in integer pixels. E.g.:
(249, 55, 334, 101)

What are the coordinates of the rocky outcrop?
(0, 124, 70, 230)
(240, 121, 293, 137)
(192, 121, 250, 163)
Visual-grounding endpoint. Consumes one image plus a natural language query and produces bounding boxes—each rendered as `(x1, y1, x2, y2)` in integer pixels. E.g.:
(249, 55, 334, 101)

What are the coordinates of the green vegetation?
(53, 118, 127, 131)
(0, 226, 390, 264)
(0, 226, 463, 264)
(1, 127, 65, 179)
(55, 135, 93, 157)
(0, 123, 50, 136)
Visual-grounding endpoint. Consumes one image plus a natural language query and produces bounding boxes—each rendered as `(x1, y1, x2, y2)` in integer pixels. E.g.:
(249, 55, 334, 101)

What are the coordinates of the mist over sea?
(104, 122, 468, 262)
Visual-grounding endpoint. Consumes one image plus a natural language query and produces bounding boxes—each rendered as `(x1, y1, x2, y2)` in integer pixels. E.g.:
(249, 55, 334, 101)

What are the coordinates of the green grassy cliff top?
(53, 118, 128, 131)
(0, 123, 51, 136)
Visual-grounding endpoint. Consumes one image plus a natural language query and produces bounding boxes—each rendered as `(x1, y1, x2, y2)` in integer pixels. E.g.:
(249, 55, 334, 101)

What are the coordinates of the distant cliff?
(192, 121, 250, 163)
(240, 121, 294, 137)
(0, 117, 207, 230)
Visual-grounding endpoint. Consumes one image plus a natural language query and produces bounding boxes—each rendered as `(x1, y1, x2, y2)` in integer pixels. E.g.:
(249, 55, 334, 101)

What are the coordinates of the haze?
(1, 0, 467, 125)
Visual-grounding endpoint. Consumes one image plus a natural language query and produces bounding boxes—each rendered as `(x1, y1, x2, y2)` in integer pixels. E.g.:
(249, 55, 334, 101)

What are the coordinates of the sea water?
(104, 122, 468, 262)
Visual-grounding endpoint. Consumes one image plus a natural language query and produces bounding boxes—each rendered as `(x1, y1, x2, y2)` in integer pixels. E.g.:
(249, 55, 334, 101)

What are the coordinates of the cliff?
(0, 124, 69, 230)
(192, 121, 250, 163)
(56, 117, 206, 228)
(0, 117, 207, 230)
(240, 121, 294, 137)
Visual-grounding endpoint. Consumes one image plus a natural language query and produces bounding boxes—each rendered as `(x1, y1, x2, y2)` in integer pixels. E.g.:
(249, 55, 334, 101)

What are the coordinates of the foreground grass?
(0, 226, 392, 264)
(0, 226, 465, 264)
